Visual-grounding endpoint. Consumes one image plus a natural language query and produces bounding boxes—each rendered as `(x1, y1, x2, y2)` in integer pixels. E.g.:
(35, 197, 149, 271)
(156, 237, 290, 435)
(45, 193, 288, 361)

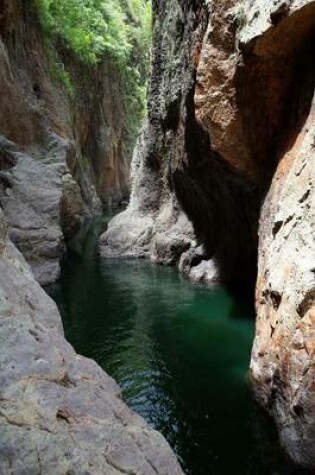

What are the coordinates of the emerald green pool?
(46, 215, 296, 475)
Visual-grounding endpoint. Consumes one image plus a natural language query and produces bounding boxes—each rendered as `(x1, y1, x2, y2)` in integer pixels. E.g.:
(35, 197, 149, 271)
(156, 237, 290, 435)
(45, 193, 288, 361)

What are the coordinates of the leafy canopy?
(35, 0, 151, 65)
(34, 0, 152, 151)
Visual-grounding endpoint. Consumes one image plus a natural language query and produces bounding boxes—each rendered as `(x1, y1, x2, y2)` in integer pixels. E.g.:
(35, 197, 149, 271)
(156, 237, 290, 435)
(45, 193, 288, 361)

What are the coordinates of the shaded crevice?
(171, 7, 315, 299)
(237, 15, 315, 191)
(171, 82, 260, 294)
(297, 290, 315, 318)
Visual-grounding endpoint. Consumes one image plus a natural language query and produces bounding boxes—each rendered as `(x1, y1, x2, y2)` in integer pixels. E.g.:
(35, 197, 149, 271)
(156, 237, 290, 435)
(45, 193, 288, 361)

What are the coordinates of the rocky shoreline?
(0, 208, 183, 474)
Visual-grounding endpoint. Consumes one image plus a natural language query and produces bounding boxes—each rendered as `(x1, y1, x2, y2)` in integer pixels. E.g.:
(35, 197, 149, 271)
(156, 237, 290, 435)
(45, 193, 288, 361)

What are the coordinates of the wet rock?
(179, 245, 219, 286)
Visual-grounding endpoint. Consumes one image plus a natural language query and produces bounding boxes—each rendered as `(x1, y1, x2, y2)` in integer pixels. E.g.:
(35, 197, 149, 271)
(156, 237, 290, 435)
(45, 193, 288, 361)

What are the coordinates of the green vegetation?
(34, 0, 152, 149)
(47, 51, 75, 97)
(34, 0, 129, 63)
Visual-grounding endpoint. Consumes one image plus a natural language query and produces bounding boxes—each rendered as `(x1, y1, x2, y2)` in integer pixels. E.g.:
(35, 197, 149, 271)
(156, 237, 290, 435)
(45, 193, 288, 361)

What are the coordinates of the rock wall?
(0, 207, 183, 474)
(0, 0, 130, 284)
(101, 0, 315, 468)
(101, 0, 225, 286)
(246, 1, 315, 468)
(101, 0, 260, 290)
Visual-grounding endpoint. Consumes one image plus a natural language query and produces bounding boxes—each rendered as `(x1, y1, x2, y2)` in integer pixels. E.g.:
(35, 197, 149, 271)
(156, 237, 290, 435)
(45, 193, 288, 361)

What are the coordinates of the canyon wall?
(0, 4, 185, 472)
(101, 0, 315, 469)
(101, 0, 260, 289)
(0, 0, 130, 284)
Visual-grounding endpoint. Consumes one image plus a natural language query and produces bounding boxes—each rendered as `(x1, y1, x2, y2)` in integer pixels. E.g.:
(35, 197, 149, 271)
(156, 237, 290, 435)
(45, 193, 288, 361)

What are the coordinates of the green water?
(46, 215, 297, 475)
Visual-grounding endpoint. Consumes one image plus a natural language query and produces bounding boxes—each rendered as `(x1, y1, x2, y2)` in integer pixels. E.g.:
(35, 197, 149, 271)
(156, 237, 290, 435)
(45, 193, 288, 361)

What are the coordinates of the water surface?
(47, 215, 295, 475)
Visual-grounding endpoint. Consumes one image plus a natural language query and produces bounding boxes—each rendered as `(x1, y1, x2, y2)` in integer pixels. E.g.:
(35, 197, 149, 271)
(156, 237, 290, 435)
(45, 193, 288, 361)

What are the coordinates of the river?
(46, 214, 297, 475)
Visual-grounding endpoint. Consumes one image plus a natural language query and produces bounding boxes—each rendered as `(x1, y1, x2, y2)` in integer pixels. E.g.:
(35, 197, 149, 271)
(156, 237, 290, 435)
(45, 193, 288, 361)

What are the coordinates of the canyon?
(0, 1, 182, 473)
(0, 0, 314, 473)
(102, 0, 315, 470)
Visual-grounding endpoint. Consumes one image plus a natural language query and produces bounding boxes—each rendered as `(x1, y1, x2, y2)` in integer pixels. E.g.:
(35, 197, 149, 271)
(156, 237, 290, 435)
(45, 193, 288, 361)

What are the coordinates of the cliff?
(101, 0, 315, 469)
(0, 0, 131, 284)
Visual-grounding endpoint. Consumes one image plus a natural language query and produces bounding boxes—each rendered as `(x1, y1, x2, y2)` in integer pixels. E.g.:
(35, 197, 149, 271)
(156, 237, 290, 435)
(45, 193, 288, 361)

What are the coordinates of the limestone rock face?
(101, 0, 259, 289)
(100, 1, 221, 284)
(239, 2, 315, 469)
(0, 136, 73, 284)
(101, 0, 315, 468)
(0, 209, 183, 475)
(0, 0, 132, 283)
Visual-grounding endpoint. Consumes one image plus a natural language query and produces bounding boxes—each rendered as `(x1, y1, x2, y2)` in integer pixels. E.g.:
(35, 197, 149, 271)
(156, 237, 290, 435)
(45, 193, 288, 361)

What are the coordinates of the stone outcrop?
(0, 0, 130, 283)
(0, 208, 183, 474)
(101, 0, 315, 468)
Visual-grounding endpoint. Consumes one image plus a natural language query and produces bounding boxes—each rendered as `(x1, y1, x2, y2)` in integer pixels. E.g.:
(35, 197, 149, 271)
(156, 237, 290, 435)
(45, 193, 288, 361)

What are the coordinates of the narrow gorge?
(0, 0, 314, 474)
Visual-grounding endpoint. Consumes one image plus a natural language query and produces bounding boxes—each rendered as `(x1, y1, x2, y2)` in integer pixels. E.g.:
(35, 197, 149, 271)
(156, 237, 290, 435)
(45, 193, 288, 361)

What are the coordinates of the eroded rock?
(0, 209, 183, 475)
(251, 83, 315, 470)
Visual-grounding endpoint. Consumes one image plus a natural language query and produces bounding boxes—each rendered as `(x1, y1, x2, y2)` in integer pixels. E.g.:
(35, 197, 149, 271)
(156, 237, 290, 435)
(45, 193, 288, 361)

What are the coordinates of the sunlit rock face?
(243, 3, 315, 467)
(102, 0, 315, 467)
(0, 0, 131, 283)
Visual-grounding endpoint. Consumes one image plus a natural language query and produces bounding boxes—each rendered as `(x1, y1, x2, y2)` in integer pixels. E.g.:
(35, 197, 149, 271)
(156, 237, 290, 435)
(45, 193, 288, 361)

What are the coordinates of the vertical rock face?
(252, 99, 315, 469)
(245, 2, 315, 467)
(0, 0, 130, 283)
(101, 0, 259, 288)
(100, 0, 211, 275)
(101, 0, 315, 468)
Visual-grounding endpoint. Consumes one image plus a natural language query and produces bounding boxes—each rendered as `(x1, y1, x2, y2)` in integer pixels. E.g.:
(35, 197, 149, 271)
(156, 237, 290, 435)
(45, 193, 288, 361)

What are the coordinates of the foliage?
(34, 0, 132, 63)
(34, 0, 152, 149)
(47, 53, 75, 97)
(119, 0, 152, 149)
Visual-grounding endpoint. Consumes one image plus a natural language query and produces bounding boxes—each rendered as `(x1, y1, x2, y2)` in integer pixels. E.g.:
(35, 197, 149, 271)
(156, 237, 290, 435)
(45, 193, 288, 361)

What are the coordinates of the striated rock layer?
(0, 0, 130, 284)
(101, 0, 315, 468)
(0, 208, 183, 475)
